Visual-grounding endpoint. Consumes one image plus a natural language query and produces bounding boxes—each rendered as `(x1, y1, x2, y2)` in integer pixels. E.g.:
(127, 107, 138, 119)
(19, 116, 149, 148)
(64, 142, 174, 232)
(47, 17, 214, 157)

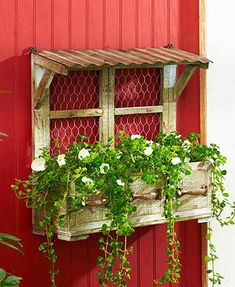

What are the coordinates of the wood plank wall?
(0, 1, 202, 286)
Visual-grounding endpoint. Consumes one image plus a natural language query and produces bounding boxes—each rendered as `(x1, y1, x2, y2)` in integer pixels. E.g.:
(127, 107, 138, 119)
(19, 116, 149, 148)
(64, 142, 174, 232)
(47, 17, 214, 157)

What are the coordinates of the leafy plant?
(0, 268, 22, 287)
(0, 133, 23, 287)
(11, 132, 235, 287)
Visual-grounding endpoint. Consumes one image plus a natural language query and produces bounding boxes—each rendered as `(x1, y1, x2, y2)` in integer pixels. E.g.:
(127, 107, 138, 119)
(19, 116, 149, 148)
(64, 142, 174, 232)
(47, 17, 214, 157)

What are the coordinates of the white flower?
(100, 163, 110, 174)
(184, 157, 190, 163)
(57, 154, 66, 166)
(81, 201, 86, 206)
(31, 158, 46, 172)
(177, 189, 182, 196)
(171, 157, 181, 165)
(81, 176, 94, 185)
(78, 148, 90, 160)
(131, 134, 141, 140)
(116, 179, 125, 187)
(147, 140, 154, 145)
(144, 146, 153, 156)
(183, 140, 192, 146)
(182, 140, 192, 151)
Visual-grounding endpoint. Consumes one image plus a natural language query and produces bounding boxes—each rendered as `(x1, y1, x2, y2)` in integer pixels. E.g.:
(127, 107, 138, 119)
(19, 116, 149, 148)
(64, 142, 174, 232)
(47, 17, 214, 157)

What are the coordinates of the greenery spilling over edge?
(12, 132, 235, 287)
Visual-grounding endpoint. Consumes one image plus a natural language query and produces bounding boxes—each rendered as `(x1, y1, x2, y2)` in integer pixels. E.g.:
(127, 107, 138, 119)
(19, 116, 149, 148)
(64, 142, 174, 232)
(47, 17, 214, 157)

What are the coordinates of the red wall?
(0, 1, 201, 286)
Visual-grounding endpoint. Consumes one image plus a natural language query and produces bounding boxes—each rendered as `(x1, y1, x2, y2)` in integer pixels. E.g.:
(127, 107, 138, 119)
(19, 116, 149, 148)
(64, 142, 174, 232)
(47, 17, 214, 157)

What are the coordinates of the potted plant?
(12, 132, 235, 287)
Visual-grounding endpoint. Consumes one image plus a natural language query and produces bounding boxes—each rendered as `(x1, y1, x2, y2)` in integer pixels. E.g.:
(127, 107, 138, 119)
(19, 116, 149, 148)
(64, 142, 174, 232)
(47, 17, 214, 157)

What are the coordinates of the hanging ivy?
(11, 132, 235, 287)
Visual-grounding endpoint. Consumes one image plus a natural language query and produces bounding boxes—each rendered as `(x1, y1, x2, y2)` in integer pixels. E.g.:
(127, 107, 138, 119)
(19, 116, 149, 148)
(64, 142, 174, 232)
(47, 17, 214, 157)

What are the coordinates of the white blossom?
(81, 201, 86, 206)
(81, 176, 94, 185)
(57, 154, 66, 166)
(184, 157, 190, 163)
(78, 148, 90, 160)
(182, 140, 192, 151)
(183, 139, 192, 146)
(100, 163, 110, 174)
(177, 189, 182, 196)
(147, 140, 154, 145)
(131, 134, 141, 140)
(144, 146, 153, 156)
(171, 157, 181, 165)
(116, 179, 125, 186)
(31, 158, 46, 172)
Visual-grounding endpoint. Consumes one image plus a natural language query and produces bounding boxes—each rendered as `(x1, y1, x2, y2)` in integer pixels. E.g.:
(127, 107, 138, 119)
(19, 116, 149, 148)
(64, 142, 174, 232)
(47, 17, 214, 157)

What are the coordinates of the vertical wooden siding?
(0, 1, 201, 286)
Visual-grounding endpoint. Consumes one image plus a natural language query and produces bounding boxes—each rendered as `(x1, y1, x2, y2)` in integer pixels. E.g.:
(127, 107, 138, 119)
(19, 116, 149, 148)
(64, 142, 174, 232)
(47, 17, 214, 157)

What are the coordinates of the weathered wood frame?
(31, 52, 210, 242)
(31, 53, 204, 156)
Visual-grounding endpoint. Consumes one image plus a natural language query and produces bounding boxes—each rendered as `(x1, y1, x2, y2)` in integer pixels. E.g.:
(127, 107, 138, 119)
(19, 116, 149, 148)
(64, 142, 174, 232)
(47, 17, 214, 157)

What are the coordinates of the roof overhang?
(32, 47, 211, 75)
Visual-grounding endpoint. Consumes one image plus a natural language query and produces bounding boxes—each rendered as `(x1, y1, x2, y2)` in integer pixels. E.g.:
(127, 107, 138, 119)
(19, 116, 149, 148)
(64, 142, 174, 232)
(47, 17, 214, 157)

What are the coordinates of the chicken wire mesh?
(115, 68, 160, 108)
(50, 70, 99, 110)
(115, 68, 161, 139)
(115, 114, 160, 140)
(49, 68, 161, 152)
(50, 70, 99, 153)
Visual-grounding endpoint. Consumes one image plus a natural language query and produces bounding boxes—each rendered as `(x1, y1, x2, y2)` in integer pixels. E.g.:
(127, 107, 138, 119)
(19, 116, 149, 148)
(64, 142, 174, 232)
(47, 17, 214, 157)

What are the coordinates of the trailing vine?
(11, 132, 235, 287)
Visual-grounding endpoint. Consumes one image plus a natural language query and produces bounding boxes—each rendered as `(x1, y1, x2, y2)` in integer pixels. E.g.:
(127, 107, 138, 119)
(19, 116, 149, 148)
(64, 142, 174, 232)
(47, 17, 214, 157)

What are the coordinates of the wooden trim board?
(199, 0, 208, 287)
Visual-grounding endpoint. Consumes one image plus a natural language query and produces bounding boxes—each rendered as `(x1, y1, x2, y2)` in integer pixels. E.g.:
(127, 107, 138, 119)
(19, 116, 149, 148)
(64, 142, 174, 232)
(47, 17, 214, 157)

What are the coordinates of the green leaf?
(0, 268, 6, 282)
(204, 255, 212, 263)
(0, 240, 23, 255)
(4, 274, 22, 285)
(221, 170, 227, 176)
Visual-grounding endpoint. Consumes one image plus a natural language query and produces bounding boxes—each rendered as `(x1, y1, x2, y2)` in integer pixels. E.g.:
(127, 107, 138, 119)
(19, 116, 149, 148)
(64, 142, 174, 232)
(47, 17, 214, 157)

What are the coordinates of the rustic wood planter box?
(33, 161, 212, 241)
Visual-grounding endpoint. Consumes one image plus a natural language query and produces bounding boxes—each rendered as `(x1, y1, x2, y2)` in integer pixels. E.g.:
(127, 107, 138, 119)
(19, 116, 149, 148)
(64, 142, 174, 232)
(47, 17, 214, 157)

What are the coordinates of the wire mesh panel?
(115, 68, 161, 140)
(115, 68, 160, 108)
(50, 70, 99, 153)
(115, 114, 160, 140)
(50, 70, 99, 110)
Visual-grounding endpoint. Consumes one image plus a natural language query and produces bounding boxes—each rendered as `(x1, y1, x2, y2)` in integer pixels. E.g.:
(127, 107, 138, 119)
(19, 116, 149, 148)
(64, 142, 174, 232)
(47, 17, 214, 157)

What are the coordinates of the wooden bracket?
(174, 65, 197, 101)
(34, 68, 55, 110)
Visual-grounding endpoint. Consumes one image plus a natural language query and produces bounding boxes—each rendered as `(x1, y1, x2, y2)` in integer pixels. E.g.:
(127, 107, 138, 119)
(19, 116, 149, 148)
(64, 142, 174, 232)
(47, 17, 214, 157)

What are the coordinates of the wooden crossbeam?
(115, 105, 163, 116)
(174, 65, 197, 101)
(50, 108, 102, 119)
(34, 69, 55, 109)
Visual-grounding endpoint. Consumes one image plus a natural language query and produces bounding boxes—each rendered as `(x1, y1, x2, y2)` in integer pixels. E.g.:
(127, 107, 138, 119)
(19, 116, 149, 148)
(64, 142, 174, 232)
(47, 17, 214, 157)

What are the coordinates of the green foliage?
(1, 132, 23, 286)
(0, 268, 22, 287)
(0, 234, 23, 255)
(0, 233, 23, 287)
(11, 132, 234, 287)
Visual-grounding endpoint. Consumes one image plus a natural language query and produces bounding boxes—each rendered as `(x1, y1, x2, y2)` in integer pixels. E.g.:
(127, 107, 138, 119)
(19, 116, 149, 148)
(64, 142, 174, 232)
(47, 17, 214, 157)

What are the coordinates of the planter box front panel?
(32, 161, 211, 241)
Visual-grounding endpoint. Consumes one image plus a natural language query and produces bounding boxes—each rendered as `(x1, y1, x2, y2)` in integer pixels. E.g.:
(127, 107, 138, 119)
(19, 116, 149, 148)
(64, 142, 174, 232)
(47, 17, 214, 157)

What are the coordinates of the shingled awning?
(32, 47, 210, 75)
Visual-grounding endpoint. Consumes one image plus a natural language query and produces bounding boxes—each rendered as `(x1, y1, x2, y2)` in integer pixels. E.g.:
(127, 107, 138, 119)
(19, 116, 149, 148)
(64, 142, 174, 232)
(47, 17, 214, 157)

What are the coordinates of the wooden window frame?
(31, 59, 198, 158)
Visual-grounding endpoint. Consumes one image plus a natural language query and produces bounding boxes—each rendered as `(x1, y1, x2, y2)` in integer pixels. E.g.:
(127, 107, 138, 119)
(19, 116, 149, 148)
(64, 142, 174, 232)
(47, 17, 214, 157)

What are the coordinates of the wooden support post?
(108, 67, 115, 140)
(161, 65, 177, 132)
(174, 65, 197, 101)
(32, 62, 51, 157)
(99, 66, 115, 143)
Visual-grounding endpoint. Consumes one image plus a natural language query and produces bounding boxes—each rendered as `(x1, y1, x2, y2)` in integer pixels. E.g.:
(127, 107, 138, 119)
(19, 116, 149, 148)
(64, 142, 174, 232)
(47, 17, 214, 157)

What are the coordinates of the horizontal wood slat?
(50, 108, 102, 119)
(115, 105, 163, 116)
